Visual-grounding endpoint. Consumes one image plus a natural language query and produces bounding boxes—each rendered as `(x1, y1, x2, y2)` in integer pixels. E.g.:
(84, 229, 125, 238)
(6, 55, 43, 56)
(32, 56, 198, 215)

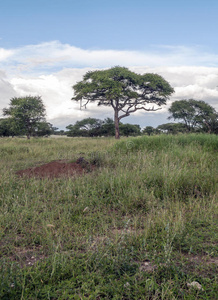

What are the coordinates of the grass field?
(0, 134, 217, 299)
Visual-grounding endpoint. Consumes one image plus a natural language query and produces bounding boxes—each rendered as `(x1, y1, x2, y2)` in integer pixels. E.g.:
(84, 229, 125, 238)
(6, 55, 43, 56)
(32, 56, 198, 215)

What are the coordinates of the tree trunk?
(27, 128, 31, 139)
(114, 109, 120, 139)
(26, 122, 31, 139)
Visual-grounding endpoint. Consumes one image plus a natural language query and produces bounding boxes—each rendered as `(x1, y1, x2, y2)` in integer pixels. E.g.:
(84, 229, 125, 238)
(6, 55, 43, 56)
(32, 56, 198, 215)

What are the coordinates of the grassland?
(0, 134, 217, 299)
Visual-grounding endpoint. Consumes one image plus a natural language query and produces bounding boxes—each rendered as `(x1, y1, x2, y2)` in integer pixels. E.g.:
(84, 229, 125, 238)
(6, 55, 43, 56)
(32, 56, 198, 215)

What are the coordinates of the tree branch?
(118, 106, 162, 120)
(80, 99, 90, 109)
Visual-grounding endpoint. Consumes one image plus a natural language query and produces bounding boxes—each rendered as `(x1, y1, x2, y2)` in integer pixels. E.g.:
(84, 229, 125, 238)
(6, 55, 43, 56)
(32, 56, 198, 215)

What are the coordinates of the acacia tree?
(142, 126, 155, 136)
(72, 66, 174, 139)
(3, 96, 46, 139)
(168, 99, 218, 133)
(66, 118, 103, 137)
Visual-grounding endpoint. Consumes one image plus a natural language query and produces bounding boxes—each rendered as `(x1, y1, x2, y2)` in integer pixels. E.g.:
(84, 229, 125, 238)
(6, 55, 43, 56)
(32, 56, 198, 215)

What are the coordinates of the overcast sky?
(0, 0, 218, 129)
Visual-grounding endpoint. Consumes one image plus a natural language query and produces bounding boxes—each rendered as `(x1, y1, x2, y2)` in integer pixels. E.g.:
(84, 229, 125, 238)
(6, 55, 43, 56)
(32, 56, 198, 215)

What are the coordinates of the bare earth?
(16, 158, 92, 179)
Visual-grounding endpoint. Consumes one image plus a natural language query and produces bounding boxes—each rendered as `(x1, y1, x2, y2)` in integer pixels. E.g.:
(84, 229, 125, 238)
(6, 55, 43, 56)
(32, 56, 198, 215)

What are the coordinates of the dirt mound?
(16, 158, 93, 179)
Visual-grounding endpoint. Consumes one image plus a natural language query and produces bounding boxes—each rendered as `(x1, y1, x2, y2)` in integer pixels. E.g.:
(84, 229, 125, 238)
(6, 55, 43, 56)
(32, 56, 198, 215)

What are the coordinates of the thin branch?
(117, 97, 133, 110)
(118, 106, 161, 120)
(80, 99, 90, 110)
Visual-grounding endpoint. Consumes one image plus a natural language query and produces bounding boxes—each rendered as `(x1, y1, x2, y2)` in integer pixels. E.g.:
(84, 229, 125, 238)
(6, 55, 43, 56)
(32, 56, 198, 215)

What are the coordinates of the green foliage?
(119, 123, 141, 137)
(100, 117, 115, 136)
(3, 96, 46, 139)
(157, 122, 187, 134)
(168, 99, 218, 133)
(66, 117, 103, 137)
(33, 122, 54, 137)
(142, 126, 155, 136)
(73, 67, 174, 106)
(0, 118, 20, 137)
(66, 117, 141, 137)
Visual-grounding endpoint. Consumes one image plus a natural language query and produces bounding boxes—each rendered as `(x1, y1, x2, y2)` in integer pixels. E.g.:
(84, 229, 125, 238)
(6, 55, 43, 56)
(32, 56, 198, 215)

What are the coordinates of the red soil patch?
(16, 157, 93, 179)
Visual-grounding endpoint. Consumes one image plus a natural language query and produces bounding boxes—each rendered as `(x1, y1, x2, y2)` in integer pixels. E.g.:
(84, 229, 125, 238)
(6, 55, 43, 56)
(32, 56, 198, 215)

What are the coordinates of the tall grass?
(0, 134, 217, 299)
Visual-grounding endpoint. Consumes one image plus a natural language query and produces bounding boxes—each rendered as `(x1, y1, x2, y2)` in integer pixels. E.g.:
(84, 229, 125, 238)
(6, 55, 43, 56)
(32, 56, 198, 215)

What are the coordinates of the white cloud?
(1, 41, 218, 75)
(0, 41, 218, 128)
(0, 72, 17, 117)
(131, 66, 218, 111)
(0, 48, 13, 61)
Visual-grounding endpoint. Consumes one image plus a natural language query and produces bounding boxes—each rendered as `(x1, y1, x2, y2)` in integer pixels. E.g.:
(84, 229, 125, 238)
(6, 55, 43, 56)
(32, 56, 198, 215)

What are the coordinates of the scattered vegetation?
(0, 134, 217, 299)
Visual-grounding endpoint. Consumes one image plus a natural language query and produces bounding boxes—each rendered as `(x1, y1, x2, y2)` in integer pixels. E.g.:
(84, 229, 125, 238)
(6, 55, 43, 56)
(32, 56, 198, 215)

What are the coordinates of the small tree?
(66, 118, 103, 137)
(168, 99, 218, 133)
(119, 123, 141, 137)
(72, 66, 174, 139)
(34, 122, 53, 137)
(3, 96, 46, 139)
(142, 126, 154, 136)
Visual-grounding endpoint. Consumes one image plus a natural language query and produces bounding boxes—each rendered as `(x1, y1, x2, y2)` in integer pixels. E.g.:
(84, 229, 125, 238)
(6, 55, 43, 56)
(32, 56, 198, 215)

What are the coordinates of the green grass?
(0, 134, 217, 299)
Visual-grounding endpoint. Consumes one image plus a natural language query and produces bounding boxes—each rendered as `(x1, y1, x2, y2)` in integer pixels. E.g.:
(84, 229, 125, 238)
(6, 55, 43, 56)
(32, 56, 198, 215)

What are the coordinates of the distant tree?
(34, 122, 53, 137)
(66, 124, 78, 137)
(76, 118, 103, 131)
(66, 118, 103, 137)
(168, 99, 218, 133)
(51, 127, 66, 136)
(200, 111, 218, 134)
(101, 118, 115, 136)
(72, 66, 174, 139)
(142, 126, 154, 136)
(51, 126, 59, 134)
(3, 96, 46, 139)
(58, 130, 66, 136)
(119, 123, 141, 136)
(157, 122, 187, 134)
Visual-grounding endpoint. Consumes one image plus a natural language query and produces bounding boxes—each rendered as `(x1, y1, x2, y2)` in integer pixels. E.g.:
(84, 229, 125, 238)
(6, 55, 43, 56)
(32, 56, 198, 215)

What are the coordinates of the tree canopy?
(72, 66, 174, 139)
(168, 99, 218, 133)
(142, 126, 155, 136)
(3, 96, 46, 139)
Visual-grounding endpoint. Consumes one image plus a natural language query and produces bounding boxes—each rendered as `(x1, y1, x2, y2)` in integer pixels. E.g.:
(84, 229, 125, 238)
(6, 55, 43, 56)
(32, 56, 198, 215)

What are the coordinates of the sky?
(0, 0, 218, 129)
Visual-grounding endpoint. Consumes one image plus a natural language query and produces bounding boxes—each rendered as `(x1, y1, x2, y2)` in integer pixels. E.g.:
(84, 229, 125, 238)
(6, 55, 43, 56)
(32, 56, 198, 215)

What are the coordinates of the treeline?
(66, 118, 140, 137)
(66, 119, 189, 137)
(57, 98, 218, 136)
(0, 118, 56, 137)
(1, 97, 217, 138)
(65, 117, 218, 138)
